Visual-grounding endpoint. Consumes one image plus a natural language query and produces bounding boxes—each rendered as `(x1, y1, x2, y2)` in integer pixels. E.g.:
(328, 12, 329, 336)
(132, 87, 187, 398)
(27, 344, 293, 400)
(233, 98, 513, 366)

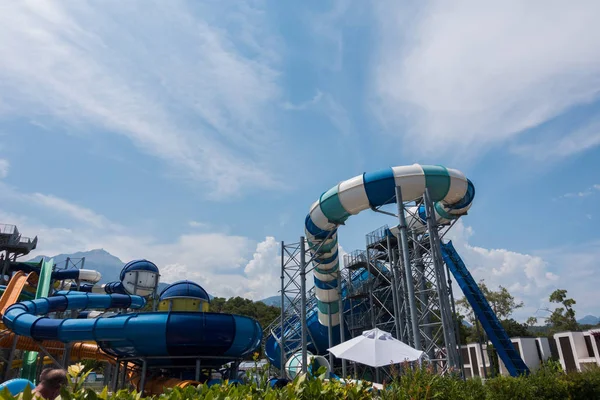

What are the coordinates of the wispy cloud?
(0, 181, 121, 231)
(0, 159, 8, 179)
(0, 1, 283, 198)
(188, 220, 210, 229)
(558, 183, 600, 199)
(372, 1, 600, 160)
(27, 193, 121, 230)
(282, 91, 323, 111)
(284, 90, 354, 137)
(511, 119, 600, 161)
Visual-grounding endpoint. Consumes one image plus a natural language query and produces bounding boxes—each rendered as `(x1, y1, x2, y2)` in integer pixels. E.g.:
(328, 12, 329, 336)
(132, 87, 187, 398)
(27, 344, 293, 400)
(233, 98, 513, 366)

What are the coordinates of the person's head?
(36, 368, 68, 400)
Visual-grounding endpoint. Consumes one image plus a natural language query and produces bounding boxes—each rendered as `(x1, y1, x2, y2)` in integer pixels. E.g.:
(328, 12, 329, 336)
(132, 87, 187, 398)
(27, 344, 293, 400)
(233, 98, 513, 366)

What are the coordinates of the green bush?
(4, 361, 600, 400)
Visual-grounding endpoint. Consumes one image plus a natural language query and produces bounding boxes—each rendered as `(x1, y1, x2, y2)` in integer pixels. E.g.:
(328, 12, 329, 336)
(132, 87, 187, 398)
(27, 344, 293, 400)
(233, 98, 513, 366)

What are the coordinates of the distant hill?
(578, 315, 600, 325)
(27, 249, 170, 294)
(258, 295, 294, 308)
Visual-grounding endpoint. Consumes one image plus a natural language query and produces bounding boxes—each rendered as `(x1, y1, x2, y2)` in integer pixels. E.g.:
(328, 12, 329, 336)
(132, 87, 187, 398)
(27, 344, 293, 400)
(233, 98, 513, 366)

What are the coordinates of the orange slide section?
(0, 271, 36, 319)
(130, 375, 201, 396)
(0, 332, 115, 364)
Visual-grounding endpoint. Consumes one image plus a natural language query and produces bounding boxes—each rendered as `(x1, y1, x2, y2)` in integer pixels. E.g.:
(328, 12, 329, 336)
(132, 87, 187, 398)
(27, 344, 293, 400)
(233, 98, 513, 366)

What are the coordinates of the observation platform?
(0, 224, 37, 256)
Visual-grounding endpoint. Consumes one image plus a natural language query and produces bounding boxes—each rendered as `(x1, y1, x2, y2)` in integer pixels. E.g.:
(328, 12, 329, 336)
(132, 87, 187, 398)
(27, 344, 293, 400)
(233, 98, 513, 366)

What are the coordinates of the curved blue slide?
(3, 292, 263, 367)
(266, 164, 475, 369)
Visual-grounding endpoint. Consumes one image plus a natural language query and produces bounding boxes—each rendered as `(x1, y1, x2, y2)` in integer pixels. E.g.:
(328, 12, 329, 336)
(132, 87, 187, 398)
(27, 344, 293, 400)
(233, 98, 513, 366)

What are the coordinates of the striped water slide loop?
(304, 164, 475, 328)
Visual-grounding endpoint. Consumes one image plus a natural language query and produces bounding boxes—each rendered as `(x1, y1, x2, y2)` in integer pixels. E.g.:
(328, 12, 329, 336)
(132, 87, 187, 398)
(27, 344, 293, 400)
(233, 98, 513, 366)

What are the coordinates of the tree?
(546, 289, 578, 332)
(456, 280, 528, 343)
(526, 316, 538, 327)
(456, 279, 524, 324)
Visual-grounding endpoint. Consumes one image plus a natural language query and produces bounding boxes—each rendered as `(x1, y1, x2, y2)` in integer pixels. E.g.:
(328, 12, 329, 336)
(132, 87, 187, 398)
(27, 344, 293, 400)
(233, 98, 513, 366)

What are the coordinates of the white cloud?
(282, 91, 324, 111)
(0, 159, 8, 178)
(243, 236, 280, 300)
(532, 240, 600, 320)
(0, 1, 283, 198)
(558, 183, 600, 199)
(28, 193, 121, 230)
(188, 221, 210, 229)
(447, 221, 560, 322)
(511, 120, 600, 161)
(284, 90, 356, 138)
(373, 1, 600, 160)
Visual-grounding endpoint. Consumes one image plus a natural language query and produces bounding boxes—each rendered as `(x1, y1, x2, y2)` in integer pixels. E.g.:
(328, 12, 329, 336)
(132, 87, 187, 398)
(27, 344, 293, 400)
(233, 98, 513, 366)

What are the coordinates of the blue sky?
(0, 1, 599, 322)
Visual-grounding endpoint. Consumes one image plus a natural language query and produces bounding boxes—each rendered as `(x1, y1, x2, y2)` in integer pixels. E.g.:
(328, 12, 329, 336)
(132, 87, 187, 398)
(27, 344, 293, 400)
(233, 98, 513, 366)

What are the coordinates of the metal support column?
(338, 274, 346, 378)
(395, 186, 421, 350)
(196, 359, 202, 382)
(327, 306, 333, 370)
(139, 359, 147, 394)
(62, 343, 72, 367)
(111, 361, 120, 393)
(387, 235, 402, 339)
(104, 362, 112, 388)
(280, 241, 286, 377)
(3, 334, 18, 380)
(423, 188, 459, 370)
(300, 237, 308, 374)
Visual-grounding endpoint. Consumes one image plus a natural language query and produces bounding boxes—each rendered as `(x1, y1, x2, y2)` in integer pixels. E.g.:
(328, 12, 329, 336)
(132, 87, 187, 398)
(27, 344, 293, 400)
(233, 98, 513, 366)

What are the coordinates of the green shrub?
(4, 360, 600, 400)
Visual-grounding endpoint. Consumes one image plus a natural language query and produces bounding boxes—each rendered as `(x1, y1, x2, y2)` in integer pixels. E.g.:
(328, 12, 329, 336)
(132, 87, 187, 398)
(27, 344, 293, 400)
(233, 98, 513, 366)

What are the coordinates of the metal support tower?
(401, 194, 461, 373)
(342, 188, 462, 375)
(0, 223, 38, 284)
(266, 238, 314, 378)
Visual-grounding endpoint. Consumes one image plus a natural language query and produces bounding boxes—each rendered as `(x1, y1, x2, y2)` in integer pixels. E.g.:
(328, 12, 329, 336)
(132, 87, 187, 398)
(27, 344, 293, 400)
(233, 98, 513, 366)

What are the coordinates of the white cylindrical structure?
(285, 351, 330, 380)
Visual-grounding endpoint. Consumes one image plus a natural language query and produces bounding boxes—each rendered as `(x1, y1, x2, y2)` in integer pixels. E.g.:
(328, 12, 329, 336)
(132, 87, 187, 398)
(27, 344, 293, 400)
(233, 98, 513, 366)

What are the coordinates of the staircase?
(441, 240, 529, 377)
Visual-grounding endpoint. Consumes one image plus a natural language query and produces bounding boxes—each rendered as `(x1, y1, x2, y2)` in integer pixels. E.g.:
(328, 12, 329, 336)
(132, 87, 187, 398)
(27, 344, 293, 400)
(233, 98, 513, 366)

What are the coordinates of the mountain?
(27, 249, 175, 295)
(258, 295, 282, 307)
(28, 249, 125, 284)
(577, 315, 600, 325)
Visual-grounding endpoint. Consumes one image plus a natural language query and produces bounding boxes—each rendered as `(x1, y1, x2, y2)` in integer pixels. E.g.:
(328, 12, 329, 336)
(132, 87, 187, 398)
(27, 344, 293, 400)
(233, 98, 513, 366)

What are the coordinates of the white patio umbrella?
(327, 327, 425, 368)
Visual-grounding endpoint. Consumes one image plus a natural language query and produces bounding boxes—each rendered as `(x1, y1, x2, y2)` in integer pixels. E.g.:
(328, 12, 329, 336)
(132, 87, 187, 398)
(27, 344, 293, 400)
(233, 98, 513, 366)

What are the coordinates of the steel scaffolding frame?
(269, 188, 464, 383)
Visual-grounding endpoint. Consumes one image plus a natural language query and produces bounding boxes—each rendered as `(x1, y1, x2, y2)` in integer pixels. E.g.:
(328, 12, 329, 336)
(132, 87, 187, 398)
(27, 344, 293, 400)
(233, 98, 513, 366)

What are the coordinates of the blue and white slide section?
(11, 262, 102, 284)
(60, 260, 160, 297)
(3, 293, 262, 366)
(304, 164, 475, 328)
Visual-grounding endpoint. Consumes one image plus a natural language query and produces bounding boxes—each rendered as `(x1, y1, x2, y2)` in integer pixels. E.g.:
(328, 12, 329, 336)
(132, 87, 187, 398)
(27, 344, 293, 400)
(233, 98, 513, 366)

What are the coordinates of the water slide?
(10, 261, 101, 284)
(0, 285, 34, 302)
(267, 164, 476, 370)
(0, 333, 115, 363)
(21, 258, 53, 382)
(0, 264, 119, 373)
(0, 271, 35, 324)
(2, 292, 263, 368)
(441, 241, 530, 376)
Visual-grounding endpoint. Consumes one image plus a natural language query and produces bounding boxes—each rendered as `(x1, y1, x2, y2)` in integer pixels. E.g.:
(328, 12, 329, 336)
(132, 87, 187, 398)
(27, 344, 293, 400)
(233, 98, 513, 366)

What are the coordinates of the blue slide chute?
(441, 240, 529, 377)
(3, 293, 262, 367)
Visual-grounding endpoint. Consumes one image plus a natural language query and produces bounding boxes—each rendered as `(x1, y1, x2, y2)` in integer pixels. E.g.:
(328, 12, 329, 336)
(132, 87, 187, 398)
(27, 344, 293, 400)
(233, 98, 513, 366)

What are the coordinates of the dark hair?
(40, 368, 68, 389)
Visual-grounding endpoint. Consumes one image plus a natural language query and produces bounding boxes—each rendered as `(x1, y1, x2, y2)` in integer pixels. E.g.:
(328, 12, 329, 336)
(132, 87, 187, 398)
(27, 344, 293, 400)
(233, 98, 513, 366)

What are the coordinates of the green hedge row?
(5, 361, 600, 400)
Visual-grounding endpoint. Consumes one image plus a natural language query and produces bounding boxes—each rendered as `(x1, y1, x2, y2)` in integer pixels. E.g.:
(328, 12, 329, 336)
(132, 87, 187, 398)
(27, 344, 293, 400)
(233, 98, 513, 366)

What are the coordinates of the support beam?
(195, 359, 201, 382)
(300, 237, 308, 374)
(34, 342, 62, 369)
(387, 234, 402, 340)
(395, 186, 421, 350)
(139, 359, 147, 394)
(280, 240, 286, 378)
(338, 273, 346, 378)
(3, 334, 18, 381)
(423, 188, 459, 370)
